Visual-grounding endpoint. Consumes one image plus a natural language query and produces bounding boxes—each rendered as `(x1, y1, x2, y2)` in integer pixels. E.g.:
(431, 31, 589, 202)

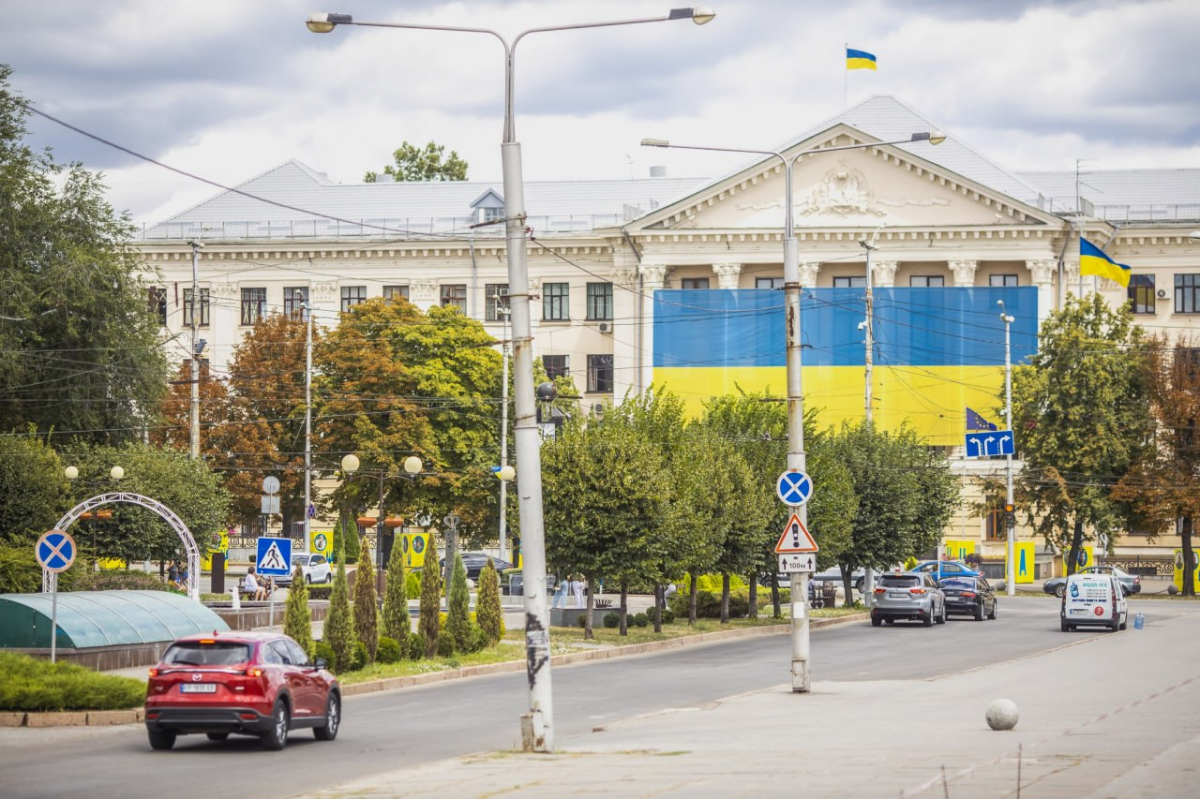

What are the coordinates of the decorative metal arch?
(42, 492, 201, 601)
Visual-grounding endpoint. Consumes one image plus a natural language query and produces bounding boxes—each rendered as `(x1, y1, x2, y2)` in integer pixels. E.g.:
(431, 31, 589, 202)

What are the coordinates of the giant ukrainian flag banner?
(653, 287, 1038, 446)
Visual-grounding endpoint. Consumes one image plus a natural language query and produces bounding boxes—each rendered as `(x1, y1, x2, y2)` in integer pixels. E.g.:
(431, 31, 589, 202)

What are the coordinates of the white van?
(1060, 572, 1129, 632)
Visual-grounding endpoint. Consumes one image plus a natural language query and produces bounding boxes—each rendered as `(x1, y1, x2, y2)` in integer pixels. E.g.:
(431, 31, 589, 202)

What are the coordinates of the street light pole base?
(520, 711, 551, 753)
(791, 660, 811, 693)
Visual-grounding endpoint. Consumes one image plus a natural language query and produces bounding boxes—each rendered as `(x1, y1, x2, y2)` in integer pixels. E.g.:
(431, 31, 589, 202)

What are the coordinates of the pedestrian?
(662, 581, 677, 610)
(175, 562, 189, 592)
(571, 575, 585, 608)
(242, 567, 261, 601)
(167, 560, 179, 586)
(551, 575, 569, 609)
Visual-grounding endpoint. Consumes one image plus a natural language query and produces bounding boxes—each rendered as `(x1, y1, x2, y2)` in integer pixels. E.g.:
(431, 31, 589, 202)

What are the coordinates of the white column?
(638, 264, 670, 393)
(798, 262, 821, 288)
(872, 260, 899, 288)
(611, 265, 640, 400)
(408, 279, 439, 312)
(208, 282, 239, 375)
(712, 263, 743, 290)
(949, 260, 978, 287)
(1026, 260, 1056, 322)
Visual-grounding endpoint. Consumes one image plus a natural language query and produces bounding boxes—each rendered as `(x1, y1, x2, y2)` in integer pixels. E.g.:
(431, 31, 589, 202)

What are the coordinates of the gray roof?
(141, 160, 709, 241)
(1017, 168, 1200, 223)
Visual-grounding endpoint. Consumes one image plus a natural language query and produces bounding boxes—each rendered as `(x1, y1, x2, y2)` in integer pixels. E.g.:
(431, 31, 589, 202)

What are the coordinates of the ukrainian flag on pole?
(846, 47, 877, 70)
(1079, 237, 1132, 287)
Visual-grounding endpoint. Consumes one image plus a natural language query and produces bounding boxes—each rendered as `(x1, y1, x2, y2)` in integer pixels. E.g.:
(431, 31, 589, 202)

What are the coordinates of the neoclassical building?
(136, 95, 1200, 571)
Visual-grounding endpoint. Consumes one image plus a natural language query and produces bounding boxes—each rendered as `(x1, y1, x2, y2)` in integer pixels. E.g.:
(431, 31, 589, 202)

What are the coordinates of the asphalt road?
(2, 596, 1180, 798)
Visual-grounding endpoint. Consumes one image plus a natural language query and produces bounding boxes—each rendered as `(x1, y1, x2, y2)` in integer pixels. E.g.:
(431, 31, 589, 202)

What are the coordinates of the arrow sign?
(964, 430, 1014, 458)
(778, 552, 816, 573)
(774, 512, 818, 554)
(776, 470, 814, 506)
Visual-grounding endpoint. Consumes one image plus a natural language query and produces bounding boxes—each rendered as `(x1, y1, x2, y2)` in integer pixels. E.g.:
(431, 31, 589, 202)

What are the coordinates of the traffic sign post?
(776, 470, 813, 506)
(256, 536, 292, 629)
(964, 430, 1014, 458)
(35, 530, 76, 664)
(778, 552, 816, 573)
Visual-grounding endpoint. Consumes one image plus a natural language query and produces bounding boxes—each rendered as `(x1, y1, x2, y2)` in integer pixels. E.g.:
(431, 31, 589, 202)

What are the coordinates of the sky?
(4, 0, 1198, 226)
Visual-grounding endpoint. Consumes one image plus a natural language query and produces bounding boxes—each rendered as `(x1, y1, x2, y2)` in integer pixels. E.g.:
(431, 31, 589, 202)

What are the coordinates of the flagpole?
(843, 42, 848, 109)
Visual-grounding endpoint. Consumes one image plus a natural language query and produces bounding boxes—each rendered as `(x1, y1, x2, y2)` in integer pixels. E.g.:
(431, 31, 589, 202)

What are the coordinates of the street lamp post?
(300, 291, 314, 555)
(643, 130, 945, 692)
(999, 300, 1016, 597)
(499, 306, 511, 563)
(307, 6, 714, 753)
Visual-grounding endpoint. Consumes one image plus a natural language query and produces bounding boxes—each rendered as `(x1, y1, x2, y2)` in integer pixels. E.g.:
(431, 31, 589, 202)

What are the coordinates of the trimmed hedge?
(0, 652, 145, 712)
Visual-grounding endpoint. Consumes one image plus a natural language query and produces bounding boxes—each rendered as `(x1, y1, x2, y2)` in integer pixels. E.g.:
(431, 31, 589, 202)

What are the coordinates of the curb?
(343, 613, 867, 698)
(2, 708, 145, 729)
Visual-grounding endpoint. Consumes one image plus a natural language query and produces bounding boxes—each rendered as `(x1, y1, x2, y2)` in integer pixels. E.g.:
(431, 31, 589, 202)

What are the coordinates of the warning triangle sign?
(774, 512, 818, 554)
(259, 541, 288, 572)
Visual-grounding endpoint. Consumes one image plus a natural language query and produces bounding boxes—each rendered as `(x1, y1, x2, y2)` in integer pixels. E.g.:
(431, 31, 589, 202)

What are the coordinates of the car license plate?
(181, 683, 217, 693)
(888, 592, 908, 599)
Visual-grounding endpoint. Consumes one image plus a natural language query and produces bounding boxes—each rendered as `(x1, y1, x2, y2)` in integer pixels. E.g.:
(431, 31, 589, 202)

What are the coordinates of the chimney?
(649, 166, 667, 178)
(376, 173, 395, 183)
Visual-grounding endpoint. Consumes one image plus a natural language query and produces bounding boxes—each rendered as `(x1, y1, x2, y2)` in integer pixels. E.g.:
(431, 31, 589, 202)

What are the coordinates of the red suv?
(144, 631, 340, 751)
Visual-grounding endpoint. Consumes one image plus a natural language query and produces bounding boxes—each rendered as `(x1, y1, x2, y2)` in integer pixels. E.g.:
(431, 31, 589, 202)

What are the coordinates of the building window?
(756, 277, 785, 290)
(681, 277, 710, 290)
(148, 287, 167, 326)
(383, 285, 409, 302)
(241, 287, 266, 326)
(989, 274, 1018, 287)
(910, 276, 945, 287)
(441, 284, 467, 313)
(485, 283, 510, 322)
(1128, 275, 1155, 315)
(985, 509, 1005, 541)
(833, 276, 866, 288)
(284, 287, 308, 318)
(183, 288, 210, 327)
(1175, 274, 1200, 314)
(479, 206, 504, 224)
(543, 354, 569, 381)
(341, 286, 367, 313)
(587, 354, 614, 393)
(586, 283, 613, 320)
(543, 282, 569, 321)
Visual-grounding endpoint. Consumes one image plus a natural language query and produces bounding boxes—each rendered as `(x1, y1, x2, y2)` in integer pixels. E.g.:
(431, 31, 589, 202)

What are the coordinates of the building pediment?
(628, 126, 1061, 234)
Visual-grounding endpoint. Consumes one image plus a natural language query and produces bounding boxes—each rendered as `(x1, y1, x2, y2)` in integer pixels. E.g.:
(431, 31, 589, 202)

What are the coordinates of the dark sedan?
(440, 552, 513, 581)
(1043, 565, 1141, 598)
(938, 576, 997, 621)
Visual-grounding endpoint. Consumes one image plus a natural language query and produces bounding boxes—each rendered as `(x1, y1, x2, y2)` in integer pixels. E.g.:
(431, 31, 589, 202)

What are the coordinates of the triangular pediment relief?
(628, 126, 1060, 234)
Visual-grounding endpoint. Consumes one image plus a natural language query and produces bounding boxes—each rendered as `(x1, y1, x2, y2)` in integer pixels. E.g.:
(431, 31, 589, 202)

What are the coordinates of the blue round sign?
(36, 529, 77, 573)
(776, 470, 813, 506)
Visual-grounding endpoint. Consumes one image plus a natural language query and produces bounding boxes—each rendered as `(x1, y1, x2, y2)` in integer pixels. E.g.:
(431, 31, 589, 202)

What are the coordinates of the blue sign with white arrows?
(776, 470, 814, 506)
(964, 430, 1015, 458)
(256, 536, 293, 577)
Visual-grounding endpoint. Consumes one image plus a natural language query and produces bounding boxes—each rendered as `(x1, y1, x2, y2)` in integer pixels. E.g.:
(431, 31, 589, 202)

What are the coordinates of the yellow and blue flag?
(1080, 238, 1132, 287)
(847, 48, 877, 70)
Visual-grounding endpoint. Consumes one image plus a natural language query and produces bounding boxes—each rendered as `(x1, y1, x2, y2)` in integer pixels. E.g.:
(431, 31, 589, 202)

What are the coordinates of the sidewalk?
(304, 605, 1200, 798)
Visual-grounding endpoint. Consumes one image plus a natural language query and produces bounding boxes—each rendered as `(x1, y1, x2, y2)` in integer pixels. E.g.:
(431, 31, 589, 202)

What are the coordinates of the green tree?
(0, 66, 168, 443)
(353, 544, 379, 663)
(476, 559, 504, 646)
(1113, 336, 1200, 596)
(445, 552, 471, 653)
(381, 534, 410, 641)
(0, 428, 69, 545)
(1012, 294, 1151, 574)
(418, 560, 442, 658)
(363, 141, 468, 183)
(324, 541, 358, 673)
(283, 564, 315, 658)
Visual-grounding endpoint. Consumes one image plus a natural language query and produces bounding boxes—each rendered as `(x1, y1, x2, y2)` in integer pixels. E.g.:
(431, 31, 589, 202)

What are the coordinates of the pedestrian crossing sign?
(256, 536, 292, 577)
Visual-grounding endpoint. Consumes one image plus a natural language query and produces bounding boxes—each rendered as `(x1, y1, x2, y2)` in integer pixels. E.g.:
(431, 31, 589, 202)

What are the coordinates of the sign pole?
(50, 572, 58, 664)
(1001, 304, 1016, 596)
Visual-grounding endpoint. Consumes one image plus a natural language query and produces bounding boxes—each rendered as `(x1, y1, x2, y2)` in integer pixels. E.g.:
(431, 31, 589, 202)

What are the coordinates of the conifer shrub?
(603, 611, 620, 628)
(418, 564, 442, 658)
(446, 552, 471, 654)
(376, 636, 402, 664)
(475, 559, 504, 646)
(381, 537, 410, 643)
(633, 612, 649, 628)
(353, 545, 379, 664)
(283, 563, 315, 658)
(404, 632, 425, 660)
(324, 540, 358, 673)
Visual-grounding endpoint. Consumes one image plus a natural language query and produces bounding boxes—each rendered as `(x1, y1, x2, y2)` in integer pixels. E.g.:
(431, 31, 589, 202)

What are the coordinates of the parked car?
(1060, 572, 1129, 632)
(1044, 565, 1140, 598)
(144, 631, 340, 751)
(938, 576, 997, 621)
(870, 572, 947, 627)
(910, 560, 982, 580)
(440, 552, 513, 581)
(275, 552, 332, 586)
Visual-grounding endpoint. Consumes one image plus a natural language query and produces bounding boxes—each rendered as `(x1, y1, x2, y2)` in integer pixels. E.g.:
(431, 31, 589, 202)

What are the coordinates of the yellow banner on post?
(200, 529, 230, 571)
(1073, 545, 1096, 572)
(944, 540, 976, 562)
(310, 529, 333, 559)
(1174, 549, 1200, 592)
(402, 532, 430, 569)
(1011, 541, 1035, 583)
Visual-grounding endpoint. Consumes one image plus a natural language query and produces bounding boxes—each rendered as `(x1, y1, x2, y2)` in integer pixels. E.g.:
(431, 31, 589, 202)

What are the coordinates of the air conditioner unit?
(1157, 289, 1168, 299)
(598, 322, 612, 333)
(592, 403, 605, 416)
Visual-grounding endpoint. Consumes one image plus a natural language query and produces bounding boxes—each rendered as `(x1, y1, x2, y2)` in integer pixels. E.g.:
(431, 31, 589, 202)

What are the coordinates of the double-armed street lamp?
(340, 453, 422, 577)
(642, 130, 945, 692)
(308, 6, 715, 753)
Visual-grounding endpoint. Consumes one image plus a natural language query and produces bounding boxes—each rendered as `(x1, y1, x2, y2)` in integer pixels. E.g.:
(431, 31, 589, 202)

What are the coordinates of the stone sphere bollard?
(986, 698, 1019, 731)
(1168, 584, 1179, 596)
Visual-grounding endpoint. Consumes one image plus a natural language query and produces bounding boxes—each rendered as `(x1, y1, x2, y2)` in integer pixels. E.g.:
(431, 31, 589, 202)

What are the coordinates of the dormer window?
(470, 189, 505, 226)
(480, 206, 504, 224)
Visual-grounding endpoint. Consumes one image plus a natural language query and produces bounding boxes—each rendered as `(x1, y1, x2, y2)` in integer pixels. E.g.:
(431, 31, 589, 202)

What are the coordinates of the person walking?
(551, 575, 569, 609)
(571, 575, 585, 608)
(167, 560, 179, 586)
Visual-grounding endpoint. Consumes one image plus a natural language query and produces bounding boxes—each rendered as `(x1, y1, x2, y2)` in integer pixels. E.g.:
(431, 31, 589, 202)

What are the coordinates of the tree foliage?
(381, 532, 410, 641)
(418, 559, 442, 658)
(283, 564, 315, 658)
(0, 428, 69, 545)
(0, 66, 167, 443)
(353, 543, 379, 663)
(363, 141, 468, 183)
(445, 552, 471, 653)
(1011, 294, 1151, 572)
(476, 559, 503, 646)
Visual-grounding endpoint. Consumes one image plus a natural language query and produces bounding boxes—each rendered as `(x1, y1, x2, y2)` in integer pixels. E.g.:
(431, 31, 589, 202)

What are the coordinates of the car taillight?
(148, 668, 159, 677)
(960, 591, 977, 599)
(910, 588, 927, 594)
(874, 587, 886, 594)
(247, 668, 263, 677)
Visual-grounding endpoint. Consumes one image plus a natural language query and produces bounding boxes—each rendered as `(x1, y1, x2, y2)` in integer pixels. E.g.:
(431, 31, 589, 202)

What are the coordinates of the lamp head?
(403, 455, 423, 476)
(340, 453, 360, 474)
(911, 131, 947, 146)
(195, 338, 207, 355)
(497, 465, 516, 482)
(668, 7, 716, 25)
(64, 465, 78, 481)
(306, 12, 353, 33)
(110, 466, 124, 481)
(641, 138, 670, 148)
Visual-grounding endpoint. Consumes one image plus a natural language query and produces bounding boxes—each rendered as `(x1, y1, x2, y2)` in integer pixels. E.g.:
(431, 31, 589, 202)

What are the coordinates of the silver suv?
(870, 572, 946, 627)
